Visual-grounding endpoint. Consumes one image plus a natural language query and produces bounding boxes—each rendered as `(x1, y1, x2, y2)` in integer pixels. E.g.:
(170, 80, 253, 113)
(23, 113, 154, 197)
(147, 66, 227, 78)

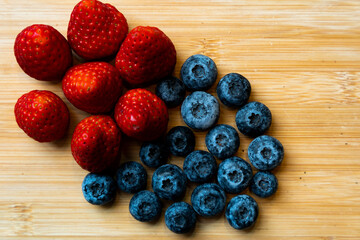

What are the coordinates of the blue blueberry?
(155, 76, 186, 108)
(116, 161, 147, 194)
(181, 91, 220, 131)
(180, 54, 218, 91)
(217, 157, 253, 194)
(235, 101, 272, 137)
(183, 150, 217, 183)
(205, 124, 240, 159)
(152, 164, 187, 201)
(216, 73, 251, 108)
(166, 126, 195, 157)
(250, 171, 278, 198)
(191, 183, 226, 217)
(140, 140, 168, 168)
(248, 135, 284, 171)
(129, 190, 162, 222)
(226, 194, 258, 230)
(165, 202, 197, 234)
(82, 173, 117, 205)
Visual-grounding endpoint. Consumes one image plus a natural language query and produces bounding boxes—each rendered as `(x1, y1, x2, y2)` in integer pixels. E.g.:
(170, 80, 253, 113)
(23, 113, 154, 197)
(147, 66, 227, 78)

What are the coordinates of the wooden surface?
(1, 0, 360, 239)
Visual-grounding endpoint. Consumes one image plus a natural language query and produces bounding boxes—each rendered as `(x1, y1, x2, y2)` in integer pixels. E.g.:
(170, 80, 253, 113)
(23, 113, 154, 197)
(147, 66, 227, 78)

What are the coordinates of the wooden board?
(1, 0, 360, 239)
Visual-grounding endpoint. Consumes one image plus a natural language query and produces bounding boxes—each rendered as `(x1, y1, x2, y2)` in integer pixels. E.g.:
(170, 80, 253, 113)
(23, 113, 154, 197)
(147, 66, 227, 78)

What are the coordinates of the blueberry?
(129, 190, 162, 222)
(116, 161, 147, 193)
(152, 164, 187, 201)
(225, 194, 259, 230)
(82, 173, 117, 205)
(217, 157, 253, 194)
(191, 183, 226, 217)
(235, 101, 272, 137)
(181, 91, 220, 131)
(155, 76, 186, 108)
(183, 150, 217, 183)
(140, 140, 168, 168)
(216, 73, 251, 108)
(166, 126, 195, 157)
(165, 202, 197, 234)
(248, 135, 284, 171)
(180, 54, 218, 91)
(250, 171, 278, 198)
(205, 124, 240, 159)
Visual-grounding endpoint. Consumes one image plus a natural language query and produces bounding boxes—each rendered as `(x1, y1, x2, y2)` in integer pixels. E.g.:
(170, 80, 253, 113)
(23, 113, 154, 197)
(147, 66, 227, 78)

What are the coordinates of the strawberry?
(71, 115, 121, 173)
(62, 62, 123, 114)
(14, 24, 72, 81)
(115, 26, 176, 86)
(114, 89, 168, 141)
(14, 90, 70, 142)
(67, 0, 128, 60)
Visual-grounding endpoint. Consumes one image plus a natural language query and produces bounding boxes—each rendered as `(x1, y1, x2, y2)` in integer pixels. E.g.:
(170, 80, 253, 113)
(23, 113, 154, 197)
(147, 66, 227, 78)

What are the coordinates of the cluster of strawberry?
(13, 0, 174, 172)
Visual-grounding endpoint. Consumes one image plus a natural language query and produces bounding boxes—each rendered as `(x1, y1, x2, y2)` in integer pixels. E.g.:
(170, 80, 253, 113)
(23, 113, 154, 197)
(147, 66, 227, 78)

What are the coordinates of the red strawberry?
(114, 89, 169, 141)
(14, 24, 72, 81)
(14, 90, 70, 142)
(71, 115, 121, 173)
(115, 26, 176, 86)
(62, 62, 123, 114)
(67, 0, 128, 60)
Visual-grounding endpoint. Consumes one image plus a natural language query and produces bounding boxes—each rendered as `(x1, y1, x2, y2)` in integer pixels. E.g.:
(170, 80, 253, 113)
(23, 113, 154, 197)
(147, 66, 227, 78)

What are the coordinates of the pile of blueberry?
(81, 54, 284, 234)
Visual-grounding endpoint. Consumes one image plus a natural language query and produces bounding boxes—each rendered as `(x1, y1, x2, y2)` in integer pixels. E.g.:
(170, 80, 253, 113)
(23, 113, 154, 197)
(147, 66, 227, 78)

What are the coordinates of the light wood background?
(1, 0, 360, 239)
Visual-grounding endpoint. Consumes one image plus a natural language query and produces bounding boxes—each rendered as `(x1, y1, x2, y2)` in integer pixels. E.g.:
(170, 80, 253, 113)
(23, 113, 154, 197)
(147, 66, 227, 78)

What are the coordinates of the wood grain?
(1, 0, 360, 239)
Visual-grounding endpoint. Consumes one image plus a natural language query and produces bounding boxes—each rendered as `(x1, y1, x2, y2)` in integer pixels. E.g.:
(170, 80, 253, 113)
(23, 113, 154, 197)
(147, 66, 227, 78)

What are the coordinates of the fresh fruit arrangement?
(13, 0, 284, 234)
